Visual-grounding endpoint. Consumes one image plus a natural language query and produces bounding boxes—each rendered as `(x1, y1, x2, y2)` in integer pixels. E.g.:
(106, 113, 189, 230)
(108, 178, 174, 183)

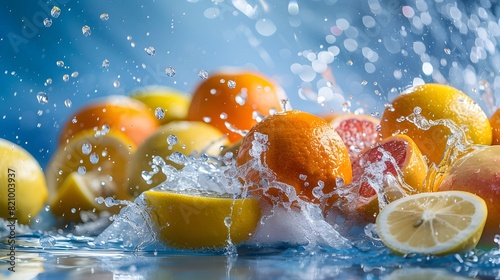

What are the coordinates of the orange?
(339, 134, 428, 222)
(489, 108, 500, 145)
(236, 110, 352, 208)
(59, 95, 160, 146)
(326, 112, 381, 162)
(437, 145, 500, 248)
(187, 69, 289, 143)
(380, 84, 492, 164)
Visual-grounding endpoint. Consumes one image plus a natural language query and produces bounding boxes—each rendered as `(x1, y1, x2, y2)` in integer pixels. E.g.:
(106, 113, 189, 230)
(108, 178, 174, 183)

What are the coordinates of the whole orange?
(236, 110, 352, 209)
(187, 69, 289, 143)
(59, 95, 160, 146)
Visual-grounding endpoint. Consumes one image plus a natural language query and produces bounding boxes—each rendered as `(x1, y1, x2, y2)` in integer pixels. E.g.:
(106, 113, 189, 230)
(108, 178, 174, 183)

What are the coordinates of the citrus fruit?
(131, 86, 190, 125)
(341, 134, 428, 222)
(437, 145, 500, 247)
(46, 129, 135, 221)
(236, 110, 352, 208)
(489, 107, 500, 145)
(376, 191, 487, 256)
(187, 68, 290, 143)
(380, 84, 492, 164)
(0, 138, 48, 225)
(127, 120, 229, 197)
(59, 95, 159, 146)
(144, 190, 261, 250)
(326, 112, 381, 162)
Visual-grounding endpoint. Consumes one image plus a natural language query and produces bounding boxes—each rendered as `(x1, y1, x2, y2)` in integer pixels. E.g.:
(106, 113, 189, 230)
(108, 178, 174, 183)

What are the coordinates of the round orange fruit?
(59, 95, 160, 146)
(236, 110, 352, 209)
(380, 84, 492, 164)
(489, 108, 500, 145)
(187, 69, 289, 143)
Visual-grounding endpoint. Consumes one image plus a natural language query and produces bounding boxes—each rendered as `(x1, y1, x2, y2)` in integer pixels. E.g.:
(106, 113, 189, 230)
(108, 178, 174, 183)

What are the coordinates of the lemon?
(126, 120, 229, 197)
(0, 139, 48, 225)
(380, 84, 492, 164)
(144, 190, 261, 250)
(131, 86, 190, 125)
(46, 130, 136, 221)
(376, 191, 487, 256)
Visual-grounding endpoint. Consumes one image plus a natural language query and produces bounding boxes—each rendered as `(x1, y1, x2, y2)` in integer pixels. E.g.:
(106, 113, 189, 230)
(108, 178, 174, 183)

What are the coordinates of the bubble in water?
(167, 134, 178, 146)
(101, 124, 110, 134)
(71, 208, 77, 213)
(102, 59, 110, 68)
(90, 152, 99, 164)
(165, 67, 176, 77)
(145, 46, 156, 56)
(51, 6, 61, 18)
(82, 25, 91, 37)
(288, 0, 299, 15)
(255, 18, 277, 37)
(220, 112, 228, 120)
(44, 205, 51, 212)
(56, 60, 64, 67)
(198, 69, 209, 79)
(100, 13, 109, 21)
(154, 107, 165, 120)
(224, 217, 232, 227)
(62, 74, 69, 82)
(43, 18, 52, 27)
(235, 91, 248, 105)
(82, 142, 92, 154)
(37, 92, 49, 104)
(202, 116, 211, 123)
(78, 166, 87, 174)
(71, 71, 79, 78)
(444, 48, 451, 55)
(40, 235, 57, 247)
(45, 78, 52, 85)
(227, 80, 236, 88)
(113, 80, 120, 88)
(64, 99, 72, 108)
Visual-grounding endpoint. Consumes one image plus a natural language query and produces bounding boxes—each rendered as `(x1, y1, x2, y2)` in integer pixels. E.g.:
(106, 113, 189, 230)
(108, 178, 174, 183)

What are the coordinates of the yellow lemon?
(144, 190, 261, 250)
(126, 120, 228, 197)
(376, 191, 487, 256)
(0, 139, 48, 225)
(131, 86, 191, 125)
(380, 84, 492, 164)
(46, 130, 136, 221)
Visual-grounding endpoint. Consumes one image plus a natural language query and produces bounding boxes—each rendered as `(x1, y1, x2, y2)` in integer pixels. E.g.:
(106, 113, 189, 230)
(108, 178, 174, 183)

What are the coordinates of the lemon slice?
(144, 190, 261, 250)
(376, 191, 487, 256)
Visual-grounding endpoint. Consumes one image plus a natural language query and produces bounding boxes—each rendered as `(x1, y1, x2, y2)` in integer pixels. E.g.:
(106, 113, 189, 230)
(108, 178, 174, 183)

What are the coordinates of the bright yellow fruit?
(131, 86, 190, 125)
(46, 130, 136, 221)
(126, 120, 229, 197)
(376, 191, 487, 256)
(0, 139, 48, 225)
(380, 84, 492, 164)
(144, 190, 261, 250)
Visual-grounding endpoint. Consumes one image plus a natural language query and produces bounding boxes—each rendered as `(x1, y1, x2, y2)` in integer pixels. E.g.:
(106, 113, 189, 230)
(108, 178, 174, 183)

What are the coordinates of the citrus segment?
(144, 190, 261, 250)
(380, 84, 492, 164)
(59, 95, 159, 146)
(376, 191, 487, 256)
(126, 121, 229, 197)
(236, 110, 352, 208)
(0, 139, 48, 225)
(131, 86, 190, 125)
(187, 69, 289, 143)
(342, 134, 427, 222)
(326, 113, 380, 162)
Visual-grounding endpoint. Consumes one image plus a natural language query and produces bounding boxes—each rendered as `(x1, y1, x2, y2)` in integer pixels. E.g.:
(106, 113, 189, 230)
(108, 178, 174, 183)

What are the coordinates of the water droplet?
(444, 48, 451, 55)
(101, 124, 110, 134)
(235, 91, 248, 106)
(167, 134, 178, 145)
(71, 208, 77, 213)
(154, 107, 165, 120)
(165, 66, 176, 77)
(198, 69, 208, 79)
(71, 71, 78, 78)
(64, 99, 72, 108)
(224, 217, 232, 227)
(202, 116, 211, 123)
(89, 152, 99, 164)
(227, 80, 236, 88)
(37, 92, 49, 104)
(82, 142, 92, 154)
(361, 80, 368, 86)
(56, 60, 64, 67)
(102, 59, 110, 68)
(144, 46, 156, 56)
(127, 35, 132, 40)
(40, 236, 57, 247)
(43, 18, 52, 27)
(100, 13, 109, 21)
(45, 78, 52, 85)
(62, 74, 69, 82)
(113, 80, 120, 88)
(78, 166, 86, 174)
(288, 0, 299, 15)
(82, 25, 91, 37)
(51, 6, 61, 18)
(220, 112, 228, 120)
(346, 60, 353, 65)
(45, 205, 51, 212)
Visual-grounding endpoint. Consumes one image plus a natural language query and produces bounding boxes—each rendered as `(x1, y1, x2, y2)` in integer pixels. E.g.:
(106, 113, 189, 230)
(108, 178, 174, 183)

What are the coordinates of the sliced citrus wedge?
(376, 191, 487, 256)
(144, 190, 261, 250)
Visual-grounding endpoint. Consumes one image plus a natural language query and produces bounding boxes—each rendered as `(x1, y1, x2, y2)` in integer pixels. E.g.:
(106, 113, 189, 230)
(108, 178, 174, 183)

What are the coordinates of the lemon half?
(376, 191, 487, 256)
(144, 190, 261, 250)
